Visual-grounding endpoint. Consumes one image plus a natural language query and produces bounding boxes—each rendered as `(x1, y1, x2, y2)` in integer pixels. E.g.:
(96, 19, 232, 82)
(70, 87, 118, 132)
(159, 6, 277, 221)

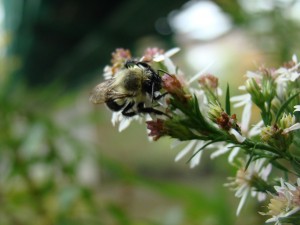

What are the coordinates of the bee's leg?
(137, 103, 171, 118)
(121, 101, 138, 117)
(153, 92, 168, 101)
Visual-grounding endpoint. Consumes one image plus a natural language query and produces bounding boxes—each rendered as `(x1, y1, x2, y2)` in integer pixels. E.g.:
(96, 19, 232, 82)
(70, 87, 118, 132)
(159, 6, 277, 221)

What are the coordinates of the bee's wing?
(89, 79, 133, 104)
(89, 79, 114, 104)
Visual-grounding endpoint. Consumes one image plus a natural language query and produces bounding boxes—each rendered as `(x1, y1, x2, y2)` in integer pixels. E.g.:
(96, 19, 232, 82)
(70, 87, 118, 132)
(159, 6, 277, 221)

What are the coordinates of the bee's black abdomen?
(106, 99, 125, 112)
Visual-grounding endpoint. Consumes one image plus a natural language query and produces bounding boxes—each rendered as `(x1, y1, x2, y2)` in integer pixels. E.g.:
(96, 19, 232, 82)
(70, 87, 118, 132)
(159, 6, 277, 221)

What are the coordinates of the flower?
(225, 158, 272, 215)
(275, 54, 300, 82)
(262, 178, 300, 225)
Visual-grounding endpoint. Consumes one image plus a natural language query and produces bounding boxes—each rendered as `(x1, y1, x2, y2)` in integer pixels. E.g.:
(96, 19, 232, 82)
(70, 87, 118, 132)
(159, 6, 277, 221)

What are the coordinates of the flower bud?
(198, 74, 218, 90)
(208, 102, 241, 132)
(245, 78, 264, 106)
(162, 74, 190, 103)
(261, 77, 276, 102)
(208, 102, 223, 122)
(279, 113, 296, 130)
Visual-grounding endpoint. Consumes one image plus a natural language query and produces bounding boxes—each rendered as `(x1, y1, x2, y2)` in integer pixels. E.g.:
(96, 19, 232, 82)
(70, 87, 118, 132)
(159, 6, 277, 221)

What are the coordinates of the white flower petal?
(210, 145, 230, 159)
(229, 128, 246, 143)
(236, 188, 249, 215)
(111, 112, 119, 126)
(188, 61, 215, 85)
(231, 94, 251, 108)
(257, 192, 266, 202)
(282, 122, 300, 134)
(164, 47, 180, 58)
(294, 105, 300, 112)
(260, 164, 272, 181)
(241, 100, 252, 132)
(118, 118, 131, 132)
(190, 147, 203, 169)
(290, 72, 300, 81)
(163, 57, 177, 74)
(153, 47, 180, 62)
(174, 140, 196, 162)
(292, 54, 298, 63)
(228, 147, 240, 163)
(284, 182, 296, 191)
(248, 120, 264, 137)
(170, 139, 182, 149)
(246, 71, 261, 79)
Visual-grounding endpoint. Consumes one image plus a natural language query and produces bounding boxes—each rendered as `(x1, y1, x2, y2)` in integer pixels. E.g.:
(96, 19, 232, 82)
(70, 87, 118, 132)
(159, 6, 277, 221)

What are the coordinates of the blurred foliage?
(1, 0, 300, 224)
(3, 0, 186, 88)
(214, 0, 300, 61)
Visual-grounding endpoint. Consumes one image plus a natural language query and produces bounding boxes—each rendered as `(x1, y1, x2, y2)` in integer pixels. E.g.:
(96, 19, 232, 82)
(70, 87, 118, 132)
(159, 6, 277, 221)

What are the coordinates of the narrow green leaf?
(193, 94, 202, 118)
(186, 139, 222, 164)
(275, 91, 300, 123)
(245, 154, 254, 171)
(225, 83, 231, 115)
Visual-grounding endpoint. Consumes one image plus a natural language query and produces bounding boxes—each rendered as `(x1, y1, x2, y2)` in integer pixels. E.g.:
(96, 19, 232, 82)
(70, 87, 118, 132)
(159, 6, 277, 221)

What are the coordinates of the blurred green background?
(1, 0, 300, 224)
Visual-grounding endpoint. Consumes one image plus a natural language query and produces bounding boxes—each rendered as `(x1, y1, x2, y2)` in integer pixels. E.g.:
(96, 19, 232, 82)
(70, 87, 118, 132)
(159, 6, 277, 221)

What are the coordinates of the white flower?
(225, 158, 272, 215)
(275, 55, 300, 82)
(262, 178, 300, 225)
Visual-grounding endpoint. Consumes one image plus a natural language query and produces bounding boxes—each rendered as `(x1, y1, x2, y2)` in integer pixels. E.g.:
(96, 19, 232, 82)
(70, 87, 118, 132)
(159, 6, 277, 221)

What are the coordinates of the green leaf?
(245, 154, 254, 171)
(275, 91, 300, 123)
(225, 83, 231, 115)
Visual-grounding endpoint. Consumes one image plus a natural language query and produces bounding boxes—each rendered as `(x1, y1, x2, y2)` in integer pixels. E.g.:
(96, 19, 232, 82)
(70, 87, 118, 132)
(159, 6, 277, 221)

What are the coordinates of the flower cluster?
(92, 48, 300, 223)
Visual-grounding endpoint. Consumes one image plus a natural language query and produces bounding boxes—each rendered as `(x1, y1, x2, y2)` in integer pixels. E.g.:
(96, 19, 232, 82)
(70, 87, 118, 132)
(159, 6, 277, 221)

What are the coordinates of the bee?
(90, 60, 168, 117)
